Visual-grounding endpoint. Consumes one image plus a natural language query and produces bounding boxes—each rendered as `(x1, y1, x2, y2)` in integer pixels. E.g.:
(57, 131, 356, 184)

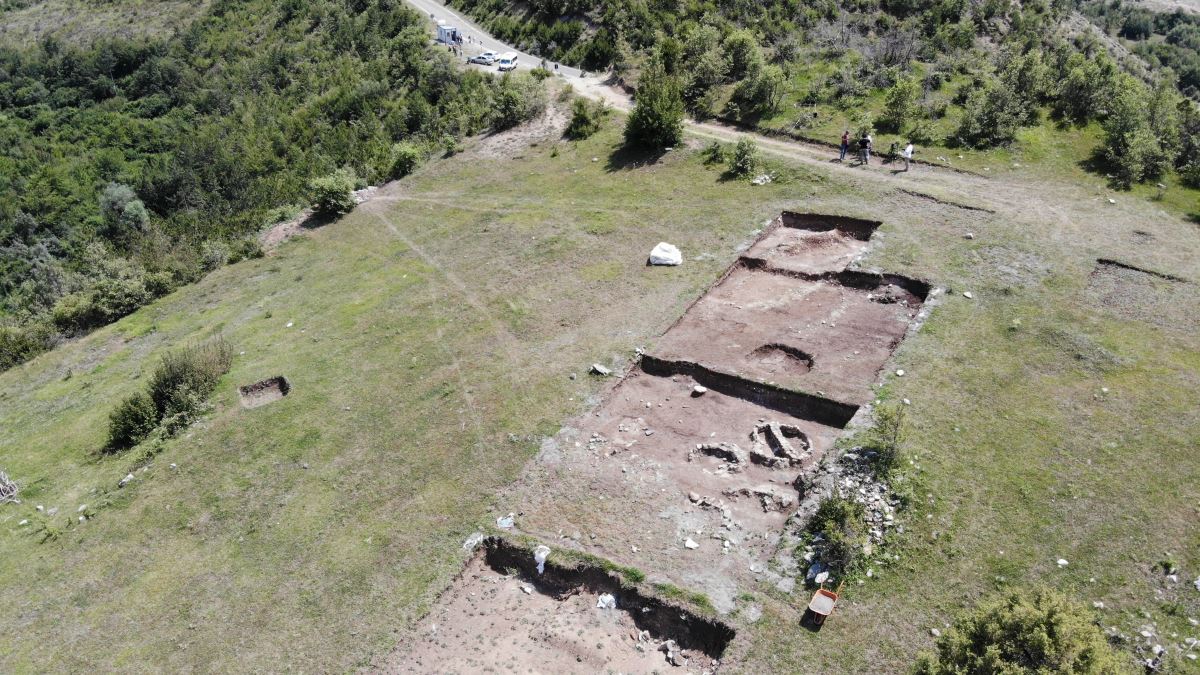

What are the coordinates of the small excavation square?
(650, 266, 924, 404)
(238, 376, 291, 409)
(741, 212, 880, 276)
(1086, 259, 1197, 333)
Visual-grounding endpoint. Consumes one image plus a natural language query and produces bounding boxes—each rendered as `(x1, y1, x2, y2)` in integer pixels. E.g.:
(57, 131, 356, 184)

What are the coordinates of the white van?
(497, 52, 518, 71)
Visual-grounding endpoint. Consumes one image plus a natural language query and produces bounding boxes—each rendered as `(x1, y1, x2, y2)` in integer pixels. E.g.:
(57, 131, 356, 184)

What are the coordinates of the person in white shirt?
(901, 142, 914, 171)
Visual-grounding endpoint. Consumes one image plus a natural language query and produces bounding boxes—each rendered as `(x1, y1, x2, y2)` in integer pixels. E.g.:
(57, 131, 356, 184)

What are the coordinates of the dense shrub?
(105, 392, 158, 452)
(624, 64, 685, 149)
(0, 322, 56, 370)
(565, 97, 608, 139)
(308, 169, 358, 216)
(913, 589, 1129, 674)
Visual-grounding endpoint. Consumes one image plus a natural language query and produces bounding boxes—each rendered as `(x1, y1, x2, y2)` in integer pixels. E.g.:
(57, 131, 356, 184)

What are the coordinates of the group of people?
(839, 130, 914, 171)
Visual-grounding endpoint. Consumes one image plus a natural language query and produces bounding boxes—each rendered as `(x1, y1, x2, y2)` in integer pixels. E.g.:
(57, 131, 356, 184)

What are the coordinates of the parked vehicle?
(497, 52, 518, 71)
(469, 50, 498, 65)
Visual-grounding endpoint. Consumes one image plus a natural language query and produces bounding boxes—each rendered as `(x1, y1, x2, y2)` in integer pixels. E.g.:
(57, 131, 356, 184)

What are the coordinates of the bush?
(309, 168, 357, 216)
(565, 97, 608, 140)
(491, 73, 547, 131)
(227, 238, 264, 264)
(862, 403, 907, 477)
(624, 63, 685, 149)
(913, 589, 1129, 674)
(808, 496, 867, 575)
(51, 292, 105, 334)
(391, 142, 422, 178)
(105, 391, 158, 452)
(147, 338, 233, 421)
(729, 138, 761, 176)
(0, 321, 56, 370)
(199, 240, 230, 272)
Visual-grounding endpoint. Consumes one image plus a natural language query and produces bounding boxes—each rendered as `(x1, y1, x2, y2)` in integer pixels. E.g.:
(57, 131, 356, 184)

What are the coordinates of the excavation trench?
(393, 213, 934, 669)
(238, 376, 290, 409)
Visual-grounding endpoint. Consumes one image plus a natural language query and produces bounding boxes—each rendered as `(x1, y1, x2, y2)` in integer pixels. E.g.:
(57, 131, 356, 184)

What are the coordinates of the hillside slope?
(2, 104, 1199, 670)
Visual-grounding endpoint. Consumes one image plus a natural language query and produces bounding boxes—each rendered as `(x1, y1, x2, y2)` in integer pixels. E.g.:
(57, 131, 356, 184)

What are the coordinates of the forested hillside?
(448, 0, 1200, 188)
(0, 0, 545, 370)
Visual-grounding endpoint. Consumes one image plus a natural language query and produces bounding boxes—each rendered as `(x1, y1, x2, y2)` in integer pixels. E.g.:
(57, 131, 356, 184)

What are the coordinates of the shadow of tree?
(605, 143, 668, 172)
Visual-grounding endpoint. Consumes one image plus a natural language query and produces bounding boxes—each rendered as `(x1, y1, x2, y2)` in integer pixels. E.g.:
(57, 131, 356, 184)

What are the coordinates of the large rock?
(648, 242, 682, 266)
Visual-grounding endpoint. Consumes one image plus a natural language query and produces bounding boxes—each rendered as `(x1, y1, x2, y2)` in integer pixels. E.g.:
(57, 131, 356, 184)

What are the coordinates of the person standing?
(901, 142, 914, 171)
(858, 133, 870, 165)
(865, 133, 874, 165)
(839, 130, 849, 161)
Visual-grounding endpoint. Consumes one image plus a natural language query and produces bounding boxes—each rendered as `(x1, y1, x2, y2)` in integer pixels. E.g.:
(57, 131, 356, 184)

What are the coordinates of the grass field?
(1, 101, 1199, 672)
(0, 0, 208, 45)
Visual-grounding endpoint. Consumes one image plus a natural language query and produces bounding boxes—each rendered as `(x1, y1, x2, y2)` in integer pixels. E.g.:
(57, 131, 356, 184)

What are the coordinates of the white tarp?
(648, 242, 682, 266)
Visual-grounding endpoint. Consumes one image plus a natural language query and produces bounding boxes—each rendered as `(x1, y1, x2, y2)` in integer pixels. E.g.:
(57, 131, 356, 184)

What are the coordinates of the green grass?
(0, 0, 209, 45)
(1, 102, 1198, 673)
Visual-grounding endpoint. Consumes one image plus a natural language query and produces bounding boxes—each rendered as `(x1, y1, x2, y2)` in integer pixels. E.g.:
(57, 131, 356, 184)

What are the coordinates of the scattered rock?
(18, 519, 28, 526)
(596, 593, 617, 609)
(751, 174, 773, 186)
(895, 369, 905, 377)
(77, 504, 87, 513)
(462, 532, 485, 550)
(684, 538, 700, 550)
(590, 363, 612, 376)
(962, 291, 974, 299)
(1107, 198, 1116, 204)
(118, 473, 134, 488)
(1093, 601, 1105, 609)
(496, 513, 515, 529)
(691, 385, 708, 397)
(964, 232, 975, 239)
(930, 628, 941, 637)
(1057, 558, 1069, 567)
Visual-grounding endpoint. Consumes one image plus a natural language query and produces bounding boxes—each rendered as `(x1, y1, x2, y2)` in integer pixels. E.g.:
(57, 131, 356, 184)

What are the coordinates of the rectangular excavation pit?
(741, 212, 882, 276)
(648, 264, 926, 405)
(1086, 259, 1198, 333)
(237, 376, 291, 409)
(390, 537, 734, 674)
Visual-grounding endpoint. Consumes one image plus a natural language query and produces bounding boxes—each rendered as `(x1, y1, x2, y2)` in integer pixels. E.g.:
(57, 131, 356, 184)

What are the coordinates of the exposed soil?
(741, 213, 878, 276)
(396, 213, 931, 667)
(389, 538, 732, 674)
(1086, 259, 1199, 333)
(238, 376, 290, 409)
(649, 265, 923, 405)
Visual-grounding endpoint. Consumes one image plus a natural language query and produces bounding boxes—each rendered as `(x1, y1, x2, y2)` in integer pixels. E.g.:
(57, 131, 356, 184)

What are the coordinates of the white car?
(469, 51, 497, 65)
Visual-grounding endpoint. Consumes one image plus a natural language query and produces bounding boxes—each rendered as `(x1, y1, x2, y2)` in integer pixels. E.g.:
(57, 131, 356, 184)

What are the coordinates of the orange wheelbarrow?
(804, 581, 844, 628)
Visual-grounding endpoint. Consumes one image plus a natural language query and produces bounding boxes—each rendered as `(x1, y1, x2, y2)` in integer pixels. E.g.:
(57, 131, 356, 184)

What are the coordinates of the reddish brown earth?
(387, 214, 932, 671)
(649, 265, 923, 405)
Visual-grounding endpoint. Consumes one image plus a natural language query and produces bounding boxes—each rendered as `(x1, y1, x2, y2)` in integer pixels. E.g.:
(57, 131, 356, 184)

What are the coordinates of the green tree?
(881, 76, 920, 132)
(565, 97, 608, 140)
(728, 138, 760, 176)
(913, 589, 1131, 674)
(624, 63, 685, 149)
(955, 80, 1027, 147)
(723, 29, 764, 80)
(1102, 75, 1175, 186)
